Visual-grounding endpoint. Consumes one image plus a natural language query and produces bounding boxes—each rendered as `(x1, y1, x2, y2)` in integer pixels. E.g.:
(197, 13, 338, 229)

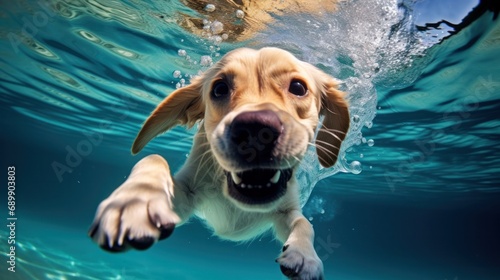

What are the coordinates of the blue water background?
(1, 0, 499, 279)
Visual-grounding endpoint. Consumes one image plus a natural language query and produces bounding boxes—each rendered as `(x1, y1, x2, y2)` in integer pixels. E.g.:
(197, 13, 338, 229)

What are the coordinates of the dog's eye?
(288, 80, 307, 96)
(211, 81, 230, 99)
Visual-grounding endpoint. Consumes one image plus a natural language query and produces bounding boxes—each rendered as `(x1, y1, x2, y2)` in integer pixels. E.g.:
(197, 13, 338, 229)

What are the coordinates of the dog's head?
(132, 48, 349, 211)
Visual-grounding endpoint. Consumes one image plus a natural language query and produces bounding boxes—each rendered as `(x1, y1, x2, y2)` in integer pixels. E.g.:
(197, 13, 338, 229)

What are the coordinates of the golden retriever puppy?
(178, 0, 340, 41)
(89, 47, 349, 279)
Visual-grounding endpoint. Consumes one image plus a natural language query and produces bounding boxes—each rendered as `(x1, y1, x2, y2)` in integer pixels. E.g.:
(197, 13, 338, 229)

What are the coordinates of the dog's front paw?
(276, 243, 324, 280)
(88, 185, 180, 252)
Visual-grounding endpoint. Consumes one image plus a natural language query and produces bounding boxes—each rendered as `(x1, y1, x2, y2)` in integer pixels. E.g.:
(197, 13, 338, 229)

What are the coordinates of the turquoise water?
(1, 0, 499, 279)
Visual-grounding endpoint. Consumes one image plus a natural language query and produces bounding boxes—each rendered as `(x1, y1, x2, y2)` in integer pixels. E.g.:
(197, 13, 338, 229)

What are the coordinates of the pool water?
(1, 0, 499, 279)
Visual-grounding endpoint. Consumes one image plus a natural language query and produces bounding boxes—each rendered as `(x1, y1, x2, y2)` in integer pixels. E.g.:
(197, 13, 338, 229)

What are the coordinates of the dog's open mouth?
(226, 168, 293, 205)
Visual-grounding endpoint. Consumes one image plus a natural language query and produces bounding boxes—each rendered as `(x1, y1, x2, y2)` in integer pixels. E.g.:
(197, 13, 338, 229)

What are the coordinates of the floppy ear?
(132, 78, 204, 154)
(315, 77, 350, 167)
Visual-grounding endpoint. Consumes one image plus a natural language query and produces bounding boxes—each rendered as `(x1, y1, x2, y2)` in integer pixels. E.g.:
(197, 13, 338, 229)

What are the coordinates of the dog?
(89, 47, 350, 280)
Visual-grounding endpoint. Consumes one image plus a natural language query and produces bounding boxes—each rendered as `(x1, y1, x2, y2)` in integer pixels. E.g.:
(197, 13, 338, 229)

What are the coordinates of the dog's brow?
(260, 60, 301, 78)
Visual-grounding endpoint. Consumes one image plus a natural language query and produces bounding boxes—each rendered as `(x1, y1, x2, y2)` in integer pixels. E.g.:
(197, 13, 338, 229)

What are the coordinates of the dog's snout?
(229, 110, 282, 163)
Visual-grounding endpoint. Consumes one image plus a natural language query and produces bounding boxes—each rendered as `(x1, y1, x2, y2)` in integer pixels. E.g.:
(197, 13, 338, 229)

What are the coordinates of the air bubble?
(221, 33, 228, 40)
(320, 209, 325, 214)
(210, 20, 224, 34)
(213, 35, 222, 44)
(365, 121, 373, 128)
(205, 4, 216, 12)
(200, 55, 212, 66)
(350, 161, 362, 174)
(352, 115, 360, 123)
(367, 139, 375, 146)
(359, 153, 364, 158)
(177, 49, 186, 57)
(235, 9, 245, 19)
(173, 70, 181, 78)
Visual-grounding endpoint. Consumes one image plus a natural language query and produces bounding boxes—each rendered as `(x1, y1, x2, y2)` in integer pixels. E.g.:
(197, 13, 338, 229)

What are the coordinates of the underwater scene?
(1, 0, 499, 279)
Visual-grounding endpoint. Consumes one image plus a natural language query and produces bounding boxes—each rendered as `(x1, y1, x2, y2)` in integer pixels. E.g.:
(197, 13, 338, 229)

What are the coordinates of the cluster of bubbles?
(202, 19, 227, 44)
(303, 196, 336, 222)
(171, 4, 247, 88)
(343, 114, 375, 175)
(205, 3, 245, 19)
(200, 4, 244, 44)
(172, 69, 187, 89)
(171, 48, 217, 88)
(172, 49, 191, 88)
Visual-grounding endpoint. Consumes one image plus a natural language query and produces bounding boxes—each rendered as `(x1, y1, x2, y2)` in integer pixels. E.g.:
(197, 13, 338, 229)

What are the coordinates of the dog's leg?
(88, 154, 193, 252)
(275, 210, 324, 280)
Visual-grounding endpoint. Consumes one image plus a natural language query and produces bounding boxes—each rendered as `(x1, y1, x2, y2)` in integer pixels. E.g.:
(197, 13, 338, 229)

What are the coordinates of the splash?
(249, 0, 425, 205)
(171, 0, 426, 207)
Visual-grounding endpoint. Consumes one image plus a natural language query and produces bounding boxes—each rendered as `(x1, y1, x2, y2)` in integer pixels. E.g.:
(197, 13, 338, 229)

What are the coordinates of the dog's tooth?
(231, 172, 242, 185)
(270, 171, 281, 184)
(266, 183, 271, 187)
(241, 184, 246, 188)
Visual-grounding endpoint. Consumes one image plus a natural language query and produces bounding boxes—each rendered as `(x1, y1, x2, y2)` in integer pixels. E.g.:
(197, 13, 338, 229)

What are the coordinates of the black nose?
(229, 110, 282, 164)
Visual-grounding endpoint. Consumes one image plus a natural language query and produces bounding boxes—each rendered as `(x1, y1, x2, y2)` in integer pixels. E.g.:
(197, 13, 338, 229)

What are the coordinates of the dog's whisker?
(172, 130, 204, 143)
(323, 123, 347, 131)
(290, 155, 301, 165)
(192, 141, 211, 150)
(314, 139, 341, 152)
(320, 123, 348, 135)
(193, 158, 212, 184)
(308, 141, 340, 164)
(193, 149, 216, 183)
(314, 143, 341, 164)
(322, 128, 347, 136)
(308, 140, 339, 152)
(314, 151, 336, 166)
(318, 128, 343, 142)
(319, 149, 339, 164)
(323, 106, 338, 116)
